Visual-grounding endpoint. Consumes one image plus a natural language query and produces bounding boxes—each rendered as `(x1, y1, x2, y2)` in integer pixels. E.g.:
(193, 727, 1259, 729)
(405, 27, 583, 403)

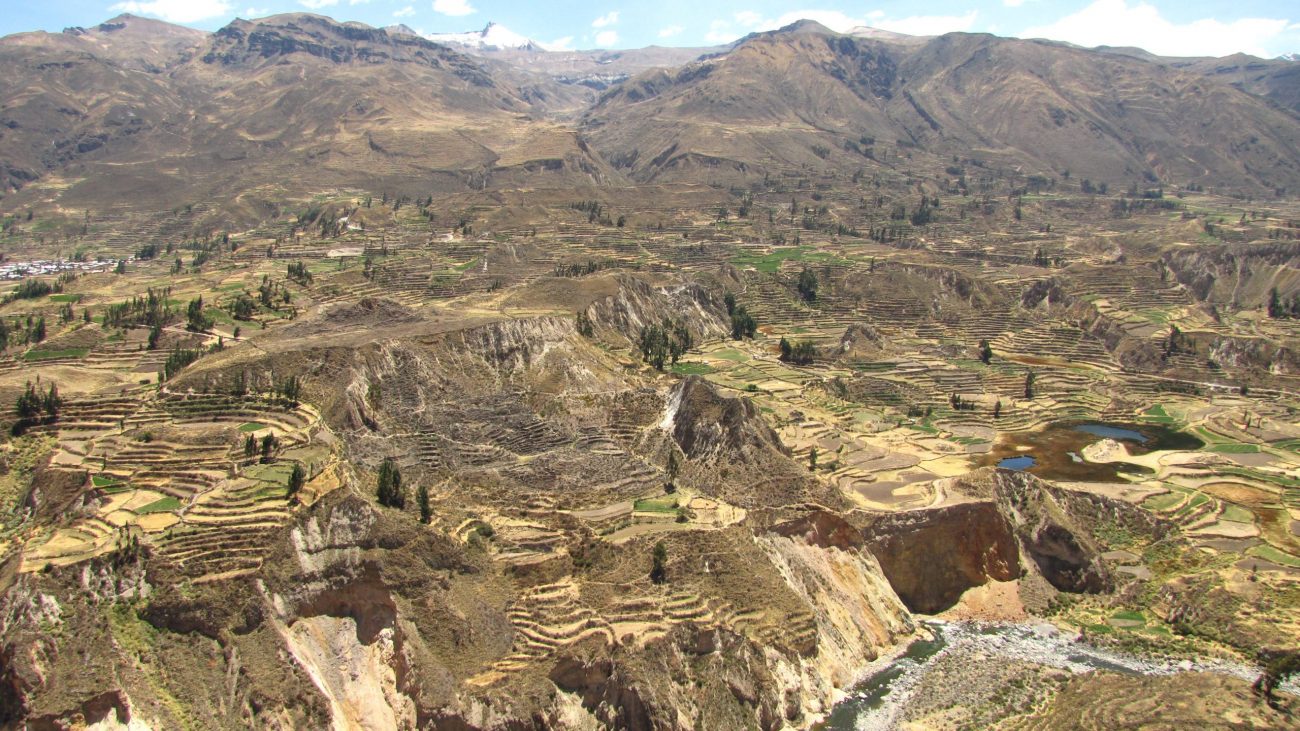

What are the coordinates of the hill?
(583, 21, 1300, 191)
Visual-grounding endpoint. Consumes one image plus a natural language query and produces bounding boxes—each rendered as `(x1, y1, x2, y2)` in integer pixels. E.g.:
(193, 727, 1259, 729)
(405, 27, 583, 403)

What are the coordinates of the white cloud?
(875, 12, 977, 36)
(1004, 0, 1026, 7)
(595, 30, 618, 47)
(768, 10, 863, 32)
(543, 35, 574, 51)
(592, 11, 619, 28)
(393, 5, 415, 17)
(704, 19, 736, 44)
(1020, 0, 1291, 57)
(432, 0, 475, 17)
(243, 6, 268, 17)
(110, 0, 232, 23)
(658, 24, 683, 38)
(298, 0, 337, 8)
(706, 8, 977, 39)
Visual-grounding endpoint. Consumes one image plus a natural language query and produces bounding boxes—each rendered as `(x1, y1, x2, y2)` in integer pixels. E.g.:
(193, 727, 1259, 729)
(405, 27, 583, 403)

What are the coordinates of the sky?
(2, 0, 1298, 58)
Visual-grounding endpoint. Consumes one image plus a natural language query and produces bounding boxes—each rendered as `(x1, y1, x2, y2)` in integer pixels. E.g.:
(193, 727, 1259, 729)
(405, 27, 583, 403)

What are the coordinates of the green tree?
(1268, 287, 1283, 318)
(730, 306, 757, 340)
(185, 296, 212, 332)
(993, 400, 1002, 419)
(1024, 370, 1037, 399)
(377, 458, 405, 509)
(809, 446, 818, 471)
(723, 291, 737, 316)
(15, 381, 41, 419)
(287, 463, 305, 502)
(979, 339, 993, 365)
(796, 268, 818, 302)
(42, 384, 60, 417)
(260, 433, 278, 463)
(417, 483, 431, 524)
(650, 541, 668, 584)
(1253, 649, 1300, 707)
(244, 433, 257, 458)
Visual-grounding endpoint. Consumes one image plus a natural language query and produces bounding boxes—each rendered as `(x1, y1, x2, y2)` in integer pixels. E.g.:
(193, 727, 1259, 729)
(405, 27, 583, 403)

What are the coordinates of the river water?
(820, 620, 1289, 730)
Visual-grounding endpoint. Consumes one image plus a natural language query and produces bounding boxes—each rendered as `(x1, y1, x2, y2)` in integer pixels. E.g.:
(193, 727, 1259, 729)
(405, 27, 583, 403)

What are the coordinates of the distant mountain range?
(0, 13, 1296, 222)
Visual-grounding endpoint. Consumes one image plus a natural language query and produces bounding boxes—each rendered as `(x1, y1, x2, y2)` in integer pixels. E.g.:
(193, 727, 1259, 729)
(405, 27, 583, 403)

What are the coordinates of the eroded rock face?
(862, 501, 1021, 614)
(584, 274, 730, 346)
(862, 469, 1137, 613)
(664, 376, 788, 463)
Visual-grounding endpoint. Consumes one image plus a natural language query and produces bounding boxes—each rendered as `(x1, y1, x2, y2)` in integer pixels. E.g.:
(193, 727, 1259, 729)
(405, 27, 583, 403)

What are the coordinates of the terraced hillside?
(0, 10, 1298, 731)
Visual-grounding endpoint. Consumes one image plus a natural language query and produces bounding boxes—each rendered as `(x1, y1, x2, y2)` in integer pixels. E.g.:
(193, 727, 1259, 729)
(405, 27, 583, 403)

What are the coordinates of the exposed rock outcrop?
(584, 274, 730, 345)
(862, 469, 1147, 613)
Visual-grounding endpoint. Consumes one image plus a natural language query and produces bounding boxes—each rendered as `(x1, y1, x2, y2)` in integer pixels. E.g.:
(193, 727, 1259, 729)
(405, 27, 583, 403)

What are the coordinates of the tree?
(809, 446, 818, 471)
(148, 324, 162, 351)
(377, 458, 405, 509)
(650, 541, 668, 584)
(781, 339, 816, 365)
(796, 268, 818, 302)
(244, 433, 257, 459)
(287, 463, 305, 502)
(979, 339, 993, 365)
(723, 292, 737, 317)
(993, 400, 1002, 419)
(730, 306, 757, 340)
(1024, 370, 1037, 399)
(15, 381, 42, 419)
(1253, 650, 1300, 708)
(1268, 287, 1283, 318)
(417, 483, 432, 524)
(260, 433, 278, 463)
(41, 384, 60, 417)
(230, 293, 256, 320)
(185, 296, 212, 332)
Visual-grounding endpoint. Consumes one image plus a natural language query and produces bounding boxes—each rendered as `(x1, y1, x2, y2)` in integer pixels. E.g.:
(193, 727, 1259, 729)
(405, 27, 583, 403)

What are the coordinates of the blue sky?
(3, 1, 1298, 57)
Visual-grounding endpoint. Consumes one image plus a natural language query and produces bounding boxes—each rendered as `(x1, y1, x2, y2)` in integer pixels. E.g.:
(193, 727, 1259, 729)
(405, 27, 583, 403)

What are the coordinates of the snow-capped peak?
(426, 22, 541, 51)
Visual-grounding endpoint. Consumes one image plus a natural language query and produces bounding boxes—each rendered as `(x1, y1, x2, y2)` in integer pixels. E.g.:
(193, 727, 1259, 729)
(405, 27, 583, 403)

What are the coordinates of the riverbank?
(821, 619, 1297, 730)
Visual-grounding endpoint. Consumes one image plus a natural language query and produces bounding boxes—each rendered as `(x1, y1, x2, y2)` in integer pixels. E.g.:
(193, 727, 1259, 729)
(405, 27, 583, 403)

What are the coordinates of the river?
(819, 620, 1292, 730)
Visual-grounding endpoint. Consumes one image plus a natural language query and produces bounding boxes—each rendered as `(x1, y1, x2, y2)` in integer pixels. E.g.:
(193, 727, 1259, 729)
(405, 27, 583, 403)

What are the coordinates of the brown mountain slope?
(0, 14, 613, 213)
(582, 22, 1300, 191)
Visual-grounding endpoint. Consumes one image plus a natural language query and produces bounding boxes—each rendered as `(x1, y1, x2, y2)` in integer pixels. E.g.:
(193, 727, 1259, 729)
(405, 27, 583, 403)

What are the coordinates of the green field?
(1208, 443, 1260, 454)
(1220, 504, 1254, 523)
(1142, 490, 1185, 511)
(1140, 404, 1177, 424)
(731, 246, 849, 274)
(1248, 544, 1300, 568)
(138, 496, 182, 514)
(711, 348, 750, 362)
(671, 362, 715, 376)
(238, 422, 266, 432)
(23, 348, 89, 361)
(48, 293, 82, 303)
(247, 462, 295, 485)
(633, 497, 678, 513)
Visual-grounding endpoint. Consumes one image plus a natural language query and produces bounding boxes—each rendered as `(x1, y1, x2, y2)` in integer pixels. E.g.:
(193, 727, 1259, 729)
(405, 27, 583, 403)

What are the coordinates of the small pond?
(981, 421, 1200, 482)
(997, 455, 1037, 471)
